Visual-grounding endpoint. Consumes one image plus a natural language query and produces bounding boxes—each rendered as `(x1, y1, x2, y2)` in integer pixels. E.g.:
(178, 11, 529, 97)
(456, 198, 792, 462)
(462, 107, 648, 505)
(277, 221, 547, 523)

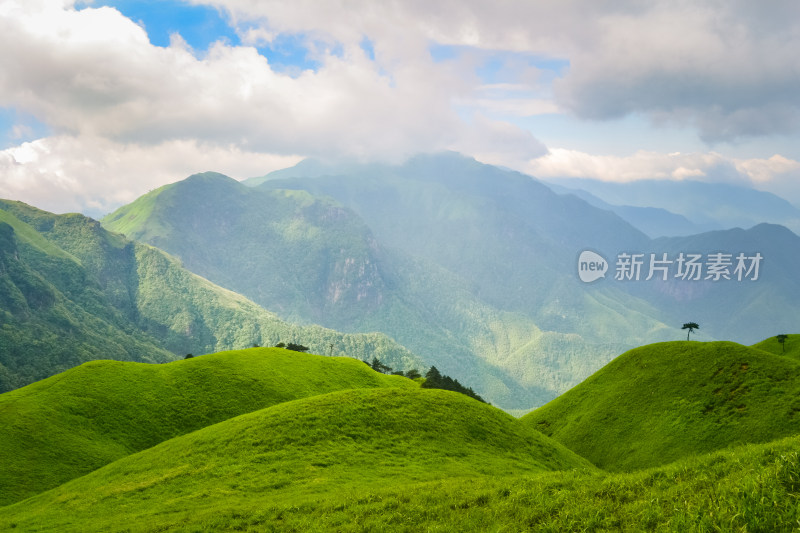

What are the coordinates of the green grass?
(0, 387, 592, 532)
(522, 340, 800, 471)
(0, 348, 415, 506)
(2, 400, 800, 531)
(3, 340, 800, 531)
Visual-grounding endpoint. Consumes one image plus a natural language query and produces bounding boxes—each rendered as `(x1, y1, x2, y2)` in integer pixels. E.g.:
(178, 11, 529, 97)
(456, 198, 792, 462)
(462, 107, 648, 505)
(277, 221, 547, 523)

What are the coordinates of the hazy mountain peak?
(183, 171, 238, 184)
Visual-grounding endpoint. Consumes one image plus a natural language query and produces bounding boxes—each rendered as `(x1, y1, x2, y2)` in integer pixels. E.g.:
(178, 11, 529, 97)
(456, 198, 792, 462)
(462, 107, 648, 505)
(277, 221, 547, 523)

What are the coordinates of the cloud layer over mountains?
(1, 0, 800, 214)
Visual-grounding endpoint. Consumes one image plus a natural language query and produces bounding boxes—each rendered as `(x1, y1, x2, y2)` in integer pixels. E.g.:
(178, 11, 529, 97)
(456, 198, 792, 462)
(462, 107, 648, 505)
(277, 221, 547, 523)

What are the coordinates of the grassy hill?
(0, 387, 592, 532)
(0, 348, 416, 506)
(0, 199, 422, 391)
(752, 333, 800, 359)
(2, 392, 799, 531)
(522, 340, 800, 471)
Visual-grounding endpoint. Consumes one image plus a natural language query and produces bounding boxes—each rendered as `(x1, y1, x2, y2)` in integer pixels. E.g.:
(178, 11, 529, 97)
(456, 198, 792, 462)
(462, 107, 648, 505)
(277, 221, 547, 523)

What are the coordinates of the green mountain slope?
(0, 199, 422, 391)
(0, 348, 415, 506)
(522, 340, 800, 471)
(0, 207, 175, 391)
(102, 172, 389, 326)
(0, 387, 592, 531)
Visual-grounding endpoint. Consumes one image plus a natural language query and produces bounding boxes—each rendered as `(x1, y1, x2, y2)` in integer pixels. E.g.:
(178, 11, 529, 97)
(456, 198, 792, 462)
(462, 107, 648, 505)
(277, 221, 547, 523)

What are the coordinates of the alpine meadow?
(4, 1, 800, 531)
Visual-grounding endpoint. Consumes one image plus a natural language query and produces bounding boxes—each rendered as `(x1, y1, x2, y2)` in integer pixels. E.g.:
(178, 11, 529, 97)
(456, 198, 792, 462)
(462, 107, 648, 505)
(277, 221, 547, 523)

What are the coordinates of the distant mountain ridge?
(545, 181, 707, 237)
(545, 177, 800, 236)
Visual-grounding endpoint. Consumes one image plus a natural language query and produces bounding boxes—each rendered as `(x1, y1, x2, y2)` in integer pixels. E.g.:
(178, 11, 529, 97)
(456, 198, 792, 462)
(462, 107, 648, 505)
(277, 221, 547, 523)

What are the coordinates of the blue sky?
(2, 0, 800, 216)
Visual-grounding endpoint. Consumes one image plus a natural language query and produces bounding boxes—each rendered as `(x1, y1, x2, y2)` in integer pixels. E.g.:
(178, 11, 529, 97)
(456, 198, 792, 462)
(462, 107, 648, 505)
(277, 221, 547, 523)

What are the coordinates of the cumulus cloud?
(0, 0, 554, 211)
(2, 0, 800, 213)
(527, 149, 738, 183)
(554, 2, 800, 142)
(198, 0, 800, 142)
(0, 0, 498, 161)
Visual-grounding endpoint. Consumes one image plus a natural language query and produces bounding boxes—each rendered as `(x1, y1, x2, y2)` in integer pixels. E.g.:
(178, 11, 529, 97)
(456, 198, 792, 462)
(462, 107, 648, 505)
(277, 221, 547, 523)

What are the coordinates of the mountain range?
(99, 152, 800, 409)
(546, 177, 800, 236)
(4, 151, 800, 410)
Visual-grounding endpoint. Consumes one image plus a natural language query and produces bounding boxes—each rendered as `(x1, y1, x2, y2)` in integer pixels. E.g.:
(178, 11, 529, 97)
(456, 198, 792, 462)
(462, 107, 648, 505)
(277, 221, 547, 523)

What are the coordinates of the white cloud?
(0, 135, 301, 217)
(197, 0, 800, 142)
(526, 148, 800, 205)
(0, 0, 492, 160)
(735, 154, 800, 184)
(3, 0, 800, 213)
(0, 0, 553, 211)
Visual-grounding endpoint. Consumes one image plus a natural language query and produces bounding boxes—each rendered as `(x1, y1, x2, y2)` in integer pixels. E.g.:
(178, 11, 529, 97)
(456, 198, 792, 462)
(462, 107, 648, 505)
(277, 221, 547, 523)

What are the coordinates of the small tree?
(777, 334, 789, 353)
(184, 353, 193, 359)
(370, 357, 392, 374)
(404, 368, 422, 380)
(275, 342, 286, 348)
(682, 322, 699, 341)
(286, 343, 309, 352)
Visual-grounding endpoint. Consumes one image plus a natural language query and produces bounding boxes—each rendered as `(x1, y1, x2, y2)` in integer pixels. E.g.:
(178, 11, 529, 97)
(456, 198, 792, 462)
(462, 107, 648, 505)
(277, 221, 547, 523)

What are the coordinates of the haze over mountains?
(99, 151, 800, 409)
(546, 177, 800, 237)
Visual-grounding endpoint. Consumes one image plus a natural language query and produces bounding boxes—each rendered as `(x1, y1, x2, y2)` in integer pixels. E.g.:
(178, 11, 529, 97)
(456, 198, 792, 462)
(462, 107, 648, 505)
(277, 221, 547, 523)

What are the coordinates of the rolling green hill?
(522, 340, 800, 471)
(752, 333, 800, 359)
(0, 199, 422, 392)
(0, 386, 592, 531)
(2, 389, 799, 531)
(0, 348, 416, 506)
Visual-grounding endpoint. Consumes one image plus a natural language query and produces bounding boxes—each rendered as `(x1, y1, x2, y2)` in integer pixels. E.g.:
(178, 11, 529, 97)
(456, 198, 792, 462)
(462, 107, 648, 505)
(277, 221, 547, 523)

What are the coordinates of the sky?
(2, 0, 800, 217)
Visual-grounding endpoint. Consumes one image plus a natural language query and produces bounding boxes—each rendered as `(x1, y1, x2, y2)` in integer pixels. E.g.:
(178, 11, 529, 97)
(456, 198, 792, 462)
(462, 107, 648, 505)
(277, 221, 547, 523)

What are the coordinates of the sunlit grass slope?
(522, 340, 800, 471)
(0, 348, 414, 506)
(752, 333, 800, 359)
(0, 388, 592, 532)
(6, 402, 800, 533)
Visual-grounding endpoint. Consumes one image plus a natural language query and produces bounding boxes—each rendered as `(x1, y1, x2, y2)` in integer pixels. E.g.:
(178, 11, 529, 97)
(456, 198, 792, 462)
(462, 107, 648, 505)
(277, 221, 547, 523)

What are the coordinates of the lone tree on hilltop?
(682, 322, 699, 341)
(777, 334, 789, 353)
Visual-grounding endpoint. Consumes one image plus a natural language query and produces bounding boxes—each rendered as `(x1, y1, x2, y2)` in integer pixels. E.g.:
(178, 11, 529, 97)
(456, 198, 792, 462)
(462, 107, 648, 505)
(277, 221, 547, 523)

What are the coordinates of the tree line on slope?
(367, 356, 486, 403)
